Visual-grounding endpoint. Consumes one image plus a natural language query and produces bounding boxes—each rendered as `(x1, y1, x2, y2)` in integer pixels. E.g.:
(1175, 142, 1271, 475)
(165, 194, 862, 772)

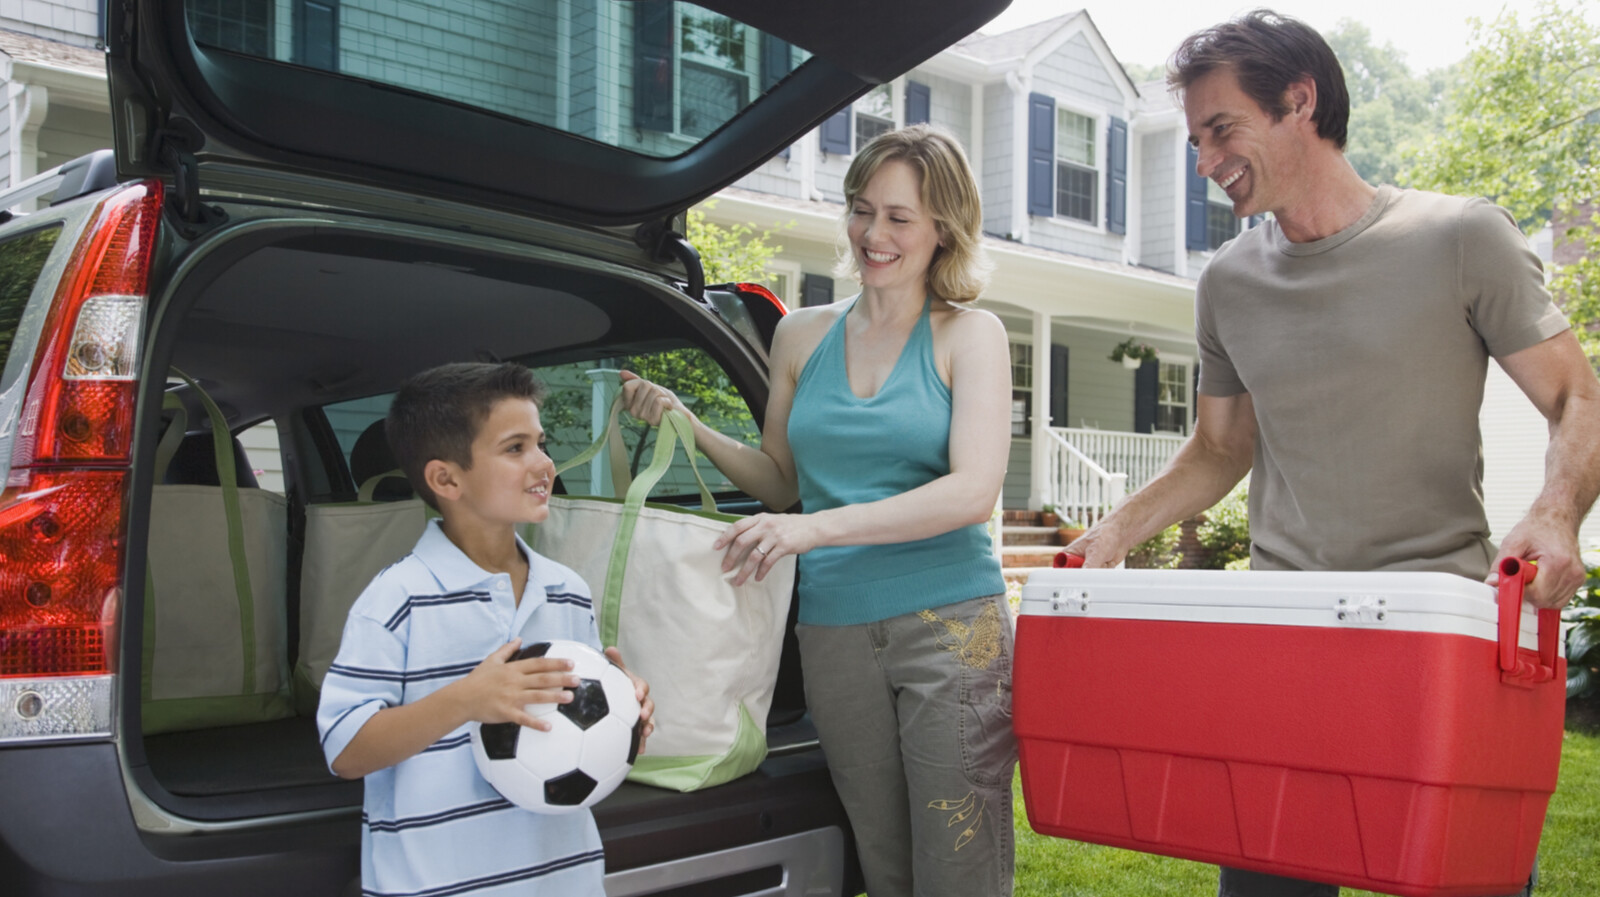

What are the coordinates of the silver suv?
(0, 1, 1007, 894)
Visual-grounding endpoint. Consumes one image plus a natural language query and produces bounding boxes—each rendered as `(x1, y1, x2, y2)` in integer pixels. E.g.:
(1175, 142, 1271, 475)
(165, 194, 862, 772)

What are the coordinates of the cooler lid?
(1018, 569, 1550, 653)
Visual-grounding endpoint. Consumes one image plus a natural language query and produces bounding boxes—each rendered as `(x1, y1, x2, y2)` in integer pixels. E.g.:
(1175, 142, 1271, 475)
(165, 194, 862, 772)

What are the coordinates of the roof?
(955, 12, 1084, 62)
(0, 29, 104, 77)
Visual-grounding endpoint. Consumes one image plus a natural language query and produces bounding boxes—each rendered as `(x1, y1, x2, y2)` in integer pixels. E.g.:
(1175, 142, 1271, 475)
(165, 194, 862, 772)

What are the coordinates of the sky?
(979, 0, 1569, 73)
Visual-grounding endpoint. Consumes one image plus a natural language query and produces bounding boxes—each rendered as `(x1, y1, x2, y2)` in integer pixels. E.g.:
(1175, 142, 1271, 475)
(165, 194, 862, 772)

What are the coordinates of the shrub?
(1126, 523, 1182, 569)
(1192, 483, 1250, 569)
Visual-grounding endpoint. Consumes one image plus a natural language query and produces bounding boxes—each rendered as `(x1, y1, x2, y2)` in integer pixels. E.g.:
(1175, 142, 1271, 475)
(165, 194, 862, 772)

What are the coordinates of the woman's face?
(846, 158, 943, 296)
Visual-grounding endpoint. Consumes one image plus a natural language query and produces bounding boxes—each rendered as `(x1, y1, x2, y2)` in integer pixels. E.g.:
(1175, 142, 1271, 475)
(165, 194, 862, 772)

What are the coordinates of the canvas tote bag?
(142, 374, 293, 734)
(293, 472, 429, 714)
(530, 406, 795, 791)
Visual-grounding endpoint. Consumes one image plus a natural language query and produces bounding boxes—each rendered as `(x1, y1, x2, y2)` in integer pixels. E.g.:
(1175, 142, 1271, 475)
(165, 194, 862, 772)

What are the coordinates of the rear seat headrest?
(164, 432, 261, 488)
(350, 418, 415, 502)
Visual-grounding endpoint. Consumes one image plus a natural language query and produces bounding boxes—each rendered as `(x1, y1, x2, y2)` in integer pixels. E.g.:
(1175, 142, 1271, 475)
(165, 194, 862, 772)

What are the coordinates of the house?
(0, 2, 1586, 549)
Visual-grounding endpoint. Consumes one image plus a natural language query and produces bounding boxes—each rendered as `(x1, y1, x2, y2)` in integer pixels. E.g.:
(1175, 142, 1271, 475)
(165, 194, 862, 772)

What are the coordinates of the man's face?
(1184, 67, 1304, 220)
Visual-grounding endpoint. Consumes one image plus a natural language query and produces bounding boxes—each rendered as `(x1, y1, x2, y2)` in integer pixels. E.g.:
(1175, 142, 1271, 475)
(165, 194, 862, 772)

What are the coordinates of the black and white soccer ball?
(470, 639, 642, 814)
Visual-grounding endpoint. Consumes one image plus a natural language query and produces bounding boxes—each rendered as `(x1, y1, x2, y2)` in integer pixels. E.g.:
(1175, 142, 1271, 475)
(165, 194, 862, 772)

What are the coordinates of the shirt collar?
(411, 518, 536, 593)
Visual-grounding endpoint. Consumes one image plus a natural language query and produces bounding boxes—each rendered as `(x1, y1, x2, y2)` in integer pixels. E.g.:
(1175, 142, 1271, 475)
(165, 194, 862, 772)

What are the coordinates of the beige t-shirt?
(1196, 185, 1569, 578)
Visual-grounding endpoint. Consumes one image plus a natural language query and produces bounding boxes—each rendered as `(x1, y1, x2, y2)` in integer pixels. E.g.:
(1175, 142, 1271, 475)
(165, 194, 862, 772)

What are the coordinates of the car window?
(183, 0, 810, 160)
(0, 225, 62, 377)
(238, 420, 286, 494)
(320, 348, 759, 502)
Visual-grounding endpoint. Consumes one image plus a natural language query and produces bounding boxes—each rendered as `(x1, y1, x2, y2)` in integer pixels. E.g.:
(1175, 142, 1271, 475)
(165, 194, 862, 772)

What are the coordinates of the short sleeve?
(1195, 271, 1246, 397)
(317, 607, 407, 773)
(1460, 199, 1570, 358)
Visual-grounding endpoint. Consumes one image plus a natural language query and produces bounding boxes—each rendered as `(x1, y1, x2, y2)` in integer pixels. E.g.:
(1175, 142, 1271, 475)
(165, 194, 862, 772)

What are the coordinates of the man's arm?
(1491, 330, 1600, 608)
(1069, 391, 1258, 567)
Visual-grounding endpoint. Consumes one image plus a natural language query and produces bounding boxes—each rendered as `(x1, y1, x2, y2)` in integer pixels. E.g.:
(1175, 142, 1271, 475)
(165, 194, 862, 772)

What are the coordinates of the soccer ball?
(470, 639, 642, 814)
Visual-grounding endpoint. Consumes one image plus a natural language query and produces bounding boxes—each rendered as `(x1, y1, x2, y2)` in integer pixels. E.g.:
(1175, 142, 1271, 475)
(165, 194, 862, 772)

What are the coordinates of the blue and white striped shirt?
(319, 520, 605, 897)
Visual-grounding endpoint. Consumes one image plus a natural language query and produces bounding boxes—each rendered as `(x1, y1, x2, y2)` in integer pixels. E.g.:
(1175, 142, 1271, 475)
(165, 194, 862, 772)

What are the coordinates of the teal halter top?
(787, 297, 1004, 626)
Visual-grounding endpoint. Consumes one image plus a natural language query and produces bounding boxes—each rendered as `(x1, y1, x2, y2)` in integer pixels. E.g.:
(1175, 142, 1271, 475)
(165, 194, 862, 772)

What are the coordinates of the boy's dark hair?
(1167, 8, 1350, 149)
(385, 362, 546, 510)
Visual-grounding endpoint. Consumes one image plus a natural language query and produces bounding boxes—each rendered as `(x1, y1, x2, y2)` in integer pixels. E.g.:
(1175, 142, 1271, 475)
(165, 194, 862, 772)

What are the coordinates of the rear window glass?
(184, 0, 810, 159)
(0, 225, 62, 376)
(321, 348, 759, 501)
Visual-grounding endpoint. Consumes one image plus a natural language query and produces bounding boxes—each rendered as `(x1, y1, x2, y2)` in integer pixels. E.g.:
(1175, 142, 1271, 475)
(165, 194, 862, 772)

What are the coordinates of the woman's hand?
(714, 513, 822, 586)
(620, 370, 695, 427)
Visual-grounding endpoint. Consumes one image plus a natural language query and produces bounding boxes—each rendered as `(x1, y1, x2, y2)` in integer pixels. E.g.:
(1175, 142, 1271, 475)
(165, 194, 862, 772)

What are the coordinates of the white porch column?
(1029, 311, 1052, 510)
(586, 368, 623, 496)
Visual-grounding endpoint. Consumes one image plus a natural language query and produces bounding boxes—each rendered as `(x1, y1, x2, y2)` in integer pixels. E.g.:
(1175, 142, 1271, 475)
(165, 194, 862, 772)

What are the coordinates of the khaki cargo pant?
(797, 593, 1017, 897)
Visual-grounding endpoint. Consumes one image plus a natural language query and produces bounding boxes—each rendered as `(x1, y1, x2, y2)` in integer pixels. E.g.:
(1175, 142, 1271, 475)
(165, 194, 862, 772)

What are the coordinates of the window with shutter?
(1054, 109, 1098, 224)
(1106, 117, 1127, 234)
(905, 81, 931, 126)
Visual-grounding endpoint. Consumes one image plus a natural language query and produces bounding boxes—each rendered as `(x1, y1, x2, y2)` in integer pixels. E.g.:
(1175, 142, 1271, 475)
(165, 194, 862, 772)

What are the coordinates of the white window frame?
(764, 259, 802, 306)
(853, 83, 896, 154)
(1203, 179, 1241, 251)
(1052, 102, 1107, 233)
(1153, 354, 1194, 436)
(1010, 340, 1033, 437)
(674, 7, 758, 142)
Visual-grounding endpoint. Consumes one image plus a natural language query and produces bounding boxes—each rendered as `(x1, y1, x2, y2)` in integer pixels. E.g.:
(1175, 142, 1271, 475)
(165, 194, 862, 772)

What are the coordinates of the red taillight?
(12, 181, 161, 469)
(0, 181, 161, 690)
(735, 281, 789, 315)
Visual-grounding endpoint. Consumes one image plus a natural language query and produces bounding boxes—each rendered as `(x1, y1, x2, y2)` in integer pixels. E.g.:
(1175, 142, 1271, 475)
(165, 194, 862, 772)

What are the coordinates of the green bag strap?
(596, 409, 718, 646)
(170, 367, 259, 695)
(553, 394, 633, 497)
(358, 470, 410, 503)
(143, 392, 188, 703)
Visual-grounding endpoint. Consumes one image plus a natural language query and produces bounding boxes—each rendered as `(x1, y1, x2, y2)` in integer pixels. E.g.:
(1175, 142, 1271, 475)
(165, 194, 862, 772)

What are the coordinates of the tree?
(1403, 0, 1600, 358)
(1325, 20, 1454, 186)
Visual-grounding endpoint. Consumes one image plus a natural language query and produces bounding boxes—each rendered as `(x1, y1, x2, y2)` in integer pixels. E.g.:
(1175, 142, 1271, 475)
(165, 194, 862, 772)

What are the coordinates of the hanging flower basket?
(1110, 337, 1159, 369)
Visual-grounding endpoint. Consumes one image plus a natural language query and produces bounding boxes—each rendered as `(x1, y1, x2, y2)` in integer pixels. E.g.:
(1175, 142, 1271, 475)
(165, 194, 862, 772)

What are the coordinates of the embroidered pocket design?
(927, 791, 985, 851)
(917, 600, 1003, 671)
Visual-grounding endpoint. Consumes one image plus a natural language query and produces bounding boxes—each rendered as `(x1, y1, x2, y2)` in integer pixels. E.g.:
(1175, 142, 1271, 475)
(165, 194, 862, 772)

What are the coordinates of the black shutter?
(906, 81, 931, 125)
(294, 0, 338, 72)
(1050, 344, 1069, 428)
(1106, 116, 1127, 234)
(632, 0, 674, 132)
(801, 273, 834, 308)
(1186, 143, 1209, 251)
(1027, 92, 1055, 217)
(1133, 358, 1159, 434)
(820, 107, 852, 155)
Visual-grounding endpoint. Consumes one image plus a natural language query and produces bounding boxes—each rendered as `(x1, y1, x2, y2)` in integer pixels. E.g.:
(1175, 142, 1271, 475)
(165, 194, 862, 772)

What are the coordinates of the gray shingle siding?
(909, 70, 972, 150)
(1140, 131, 1176, 271)
(1031, 33, 1122, 109)
(981, 82, 1012, 237)
(6, 0, 97, 47)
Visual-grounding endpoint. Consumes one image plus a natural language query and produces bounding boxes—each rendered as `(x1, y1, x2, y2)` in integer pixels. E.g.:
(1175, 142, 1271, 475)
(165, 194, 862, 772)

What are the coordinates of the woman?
(621, 124, 1014, 896)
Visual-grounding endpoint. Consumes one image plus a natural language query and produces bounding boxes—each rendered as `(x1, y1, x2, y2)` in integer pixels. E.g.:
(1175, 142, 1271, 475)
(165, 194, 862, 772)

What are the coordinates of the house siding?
(1480, 360, 1600, 548)
(981, 81, 1012, 237)
(1023, 33, 1125, 262)
(911, 70, 973, 151)
(3, 0, 97, 47)
(1140, 130, 1176, 271)
(36, 104, 108, 171)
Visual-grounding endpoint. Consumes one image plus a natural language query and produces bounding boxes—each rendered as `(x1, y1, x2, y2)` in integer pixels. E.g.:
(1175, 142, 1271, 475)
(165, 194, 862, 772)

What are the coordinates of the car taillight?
(0, 181, 161, 742)
(735, 281, 788, 315)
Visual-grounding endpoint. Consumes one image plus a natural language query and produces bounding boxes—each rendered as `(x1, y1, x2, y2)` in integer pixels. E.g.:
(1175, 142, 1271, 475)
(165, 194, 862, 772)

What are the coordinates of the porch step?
(1000, 544, 1064, 568)
(1002, 525, 1060, 546)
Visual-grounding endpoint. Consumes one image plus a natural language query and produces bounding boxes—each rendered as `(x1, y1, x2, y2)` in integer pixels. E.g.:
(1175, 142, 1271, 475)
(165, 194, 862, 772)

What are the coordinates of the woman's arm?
(621, 309, 830, 510)
(717, 307, 1012, 583)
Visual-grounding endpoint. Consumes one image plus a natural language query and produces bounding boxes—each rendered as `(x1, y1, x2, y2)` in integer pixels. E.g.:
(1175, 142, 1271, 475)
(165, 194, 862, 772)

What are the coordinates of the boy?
(318, 362, 653, 897)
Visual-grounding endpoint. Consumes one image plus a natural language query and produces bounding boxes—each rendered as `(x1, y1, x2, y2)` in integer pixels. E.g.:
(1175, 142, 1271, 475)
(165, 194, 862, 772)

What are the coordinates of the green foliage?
(1125, 523, 1182, 570)
(617, 348, 757, 474)
(1108, 337, 1158, 363)
(1192, 483, 1250, 569)
(1402, 0, 1600, 359)
(685, 199, 789, 285)
(1325, 20, 1455, 186)
(1565, 546, 1600, 699)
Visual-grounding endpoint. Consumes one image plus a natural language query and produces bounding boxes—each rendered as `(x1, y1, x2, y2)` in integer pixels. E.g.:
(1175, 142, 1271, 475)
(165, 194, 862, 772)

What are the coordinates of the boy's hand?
(605, 646, 656, 753)
(456, 639, 579, 731)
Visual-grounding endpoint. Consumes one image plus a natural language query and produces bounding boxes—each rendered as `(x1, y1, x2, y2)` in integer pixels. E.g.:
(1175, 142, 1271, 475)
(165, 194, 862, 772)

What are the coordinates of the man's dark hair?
(385, 362, 546, 510)
(1167, 8, 1350, 149)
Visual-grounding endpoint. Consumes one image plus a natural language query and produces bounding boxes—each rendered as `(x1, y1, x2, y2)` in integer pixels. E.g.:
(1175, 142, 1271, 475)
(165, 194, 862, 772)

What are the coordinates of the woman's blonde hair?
(834, 124, 992, 304)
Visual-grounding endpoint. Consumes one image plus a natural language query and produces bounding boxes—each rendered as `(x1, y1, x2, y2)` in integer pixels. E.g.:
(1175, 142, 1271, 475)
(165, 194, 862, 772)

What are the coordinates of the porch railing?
(1042, 429, 1127, 527)
(1057, 427, 1186, 494)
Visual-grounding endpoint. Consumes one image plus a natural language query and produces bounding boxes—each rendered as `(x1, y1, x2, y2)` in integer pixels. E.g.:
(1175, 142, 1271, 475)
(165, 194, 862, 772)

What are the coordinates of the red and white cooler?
(1014, 557, 1565, 897)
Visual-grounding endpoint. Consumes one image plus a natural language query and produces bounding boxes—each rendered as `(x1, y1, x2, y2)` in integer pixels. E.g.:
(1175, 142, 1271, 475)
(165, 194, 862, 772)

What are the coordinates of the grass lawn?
(1015, 729, 1600, 897)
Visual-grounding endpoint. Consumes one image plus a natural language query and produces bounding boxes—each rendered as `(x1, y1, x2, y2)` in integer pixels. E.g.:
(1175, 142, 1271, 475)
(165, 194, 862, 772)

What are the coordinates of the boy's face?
(444, 397, 556, 528)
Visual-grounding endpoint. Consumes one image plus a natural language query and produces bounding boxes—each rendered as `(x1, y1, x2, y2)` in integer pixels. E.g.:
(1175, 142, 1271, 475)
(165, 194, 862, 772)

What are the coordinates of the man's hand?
(452, 640, 578, 731)
(1064, 521, 1134, 569)
(604, 647, 656, 753)
(1489, 511, 1585, 609)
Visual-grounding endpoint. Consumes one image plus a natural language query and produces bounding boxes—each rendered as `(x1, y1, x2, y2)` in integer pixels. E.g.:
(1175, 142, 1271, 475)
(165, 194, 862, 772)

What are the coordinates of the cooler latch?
(1336, 594, 1387, 624)
(1050, 588, 1090, 615)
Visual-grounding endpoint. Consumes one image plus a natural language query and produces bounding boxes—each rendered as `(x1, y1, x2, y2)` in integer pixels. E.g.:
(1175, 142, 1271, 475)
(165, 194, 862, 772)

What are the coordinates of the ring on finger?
(754, 546, 769, 556)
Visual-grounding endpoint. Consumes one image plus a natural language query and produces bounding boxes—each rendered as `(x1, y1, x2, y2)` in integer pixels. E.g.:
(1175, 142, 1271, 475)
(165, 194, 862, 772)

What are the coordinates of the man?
(1067, 10, 1600, 897)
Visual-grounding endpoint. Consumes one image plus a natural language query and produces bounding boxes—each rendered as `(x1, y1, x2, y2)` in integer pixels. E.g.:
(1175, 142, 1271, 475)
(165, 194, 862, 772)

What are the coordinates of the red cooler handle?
(1496, 557, 1559, 686)
(1053, 551, 1085, 568)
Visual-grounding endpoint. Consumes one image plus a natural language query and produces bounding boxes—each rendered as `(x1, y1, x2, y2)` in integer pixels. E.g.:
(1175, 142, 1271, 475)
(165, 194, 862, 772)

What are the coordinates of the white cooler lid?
(1019, 569, 1552, 653)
